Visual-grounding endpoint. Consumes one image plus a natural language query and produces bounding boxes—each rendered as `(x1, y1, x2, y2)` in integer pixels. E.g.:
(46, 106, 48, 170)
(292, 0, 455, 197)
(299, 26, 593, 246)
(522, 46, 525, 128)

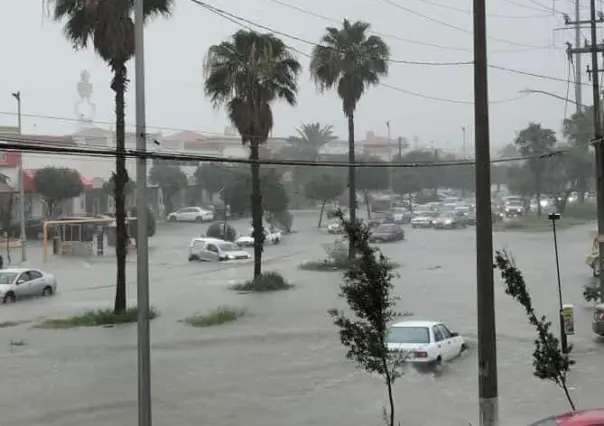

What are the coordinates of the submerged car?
(327, 222, 345, 234)
(235, 228, 281, 247)
(189, 238, 251, 262)
(529, 409, 604, 425)
(369, 224, 405, 242)
(386, 320, 465, 366)
(410, 213, 435, 229)
(433, 213, 466, 229)
(0, 268, 57, 303)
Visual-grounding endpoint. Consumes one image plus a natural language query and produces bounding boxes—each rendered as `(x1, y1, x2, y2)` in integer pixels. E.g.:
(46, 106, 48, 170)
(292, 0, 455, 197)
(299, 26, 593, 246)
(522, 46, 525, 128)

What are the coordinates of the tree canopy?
(149, 163, 188, 214)
(34, 167, 84, 217)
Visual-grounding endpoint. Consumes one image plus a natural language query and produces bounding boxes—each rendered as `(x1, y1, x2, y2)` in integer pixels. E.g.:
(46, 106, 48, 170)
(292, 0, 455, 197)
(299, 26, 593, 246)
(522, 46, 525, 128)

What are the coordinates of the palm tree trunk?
(318, 200, 326, 227)
(111, 62, 128, 314)
(347, 114, 356, 259)
(250, 141, 263, 278)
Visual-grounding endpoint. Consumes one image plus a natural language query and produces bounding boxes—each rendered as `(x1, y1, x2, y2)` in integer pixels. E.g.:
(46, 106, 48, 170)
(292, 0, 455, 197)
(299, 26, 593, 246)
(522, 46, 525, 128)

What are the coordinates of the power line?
(394, 0, 555, 18)
(376, 0, 557, 48)
(0, 136, 571, 168)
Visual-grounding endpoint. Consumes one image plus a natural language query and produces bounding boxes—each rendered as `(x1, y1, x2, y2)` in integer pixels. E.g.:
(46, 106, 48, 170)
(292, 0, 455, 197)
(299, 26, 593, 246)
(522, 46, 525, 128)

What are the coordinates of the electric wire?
(0, 136, 572, 168)
(395, 0, 554, 18)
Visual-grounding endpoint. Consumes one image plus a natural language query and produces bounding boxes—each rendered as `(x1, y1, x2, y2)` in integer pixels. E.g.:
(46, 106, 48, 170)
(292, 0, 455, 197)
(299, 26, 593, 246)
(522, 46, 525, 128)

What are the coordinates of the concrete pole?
(386, 121, 392, 210)
(12, 92, 26, 263)
(575, 0, 582, 114)
(473, 0, 499, 424)
(134, 0, 152, 424)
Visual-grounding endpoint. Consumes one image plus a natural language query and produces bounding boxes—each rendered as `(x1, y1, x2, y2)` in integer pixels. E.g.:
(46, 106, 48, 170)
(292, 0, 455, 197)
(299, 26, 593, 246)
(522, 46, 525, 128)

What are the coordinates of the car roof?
(0, 268, 33, 273)
(192, 237, 224, 243)
(390, 320, 441, 328)
(534, 409, 604, 426)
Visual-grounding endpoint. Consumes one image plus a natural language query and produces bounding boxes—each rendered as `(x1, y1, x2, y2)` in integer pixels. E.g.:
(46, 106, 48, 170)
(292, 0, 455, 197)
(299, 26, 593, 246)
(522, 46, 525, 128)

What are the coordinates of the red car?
(530, 409, 604, 425)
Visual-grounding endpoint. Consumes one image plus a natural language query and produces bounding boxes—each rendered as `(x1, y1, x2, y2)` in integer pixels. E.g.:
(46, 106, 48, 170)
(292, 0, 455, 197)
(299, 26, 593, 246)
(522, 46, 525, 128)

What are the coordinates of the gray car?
(593, 303, 604, 336)
(433, 213, 466, 229)
(188, 238, 251, 262)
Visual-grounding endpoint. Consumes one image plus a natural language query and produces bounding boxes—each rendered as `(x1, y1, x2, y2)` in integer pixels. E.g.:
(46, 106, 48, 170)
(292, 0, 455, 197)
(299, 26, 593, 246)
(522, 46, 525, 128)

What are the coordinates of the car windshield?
(439, 213, 455, 219)
(0, 272, 18, 285)
(388, 326, 431, 344)
(218, 242, 239, 252)
(376, 225, 396, 232)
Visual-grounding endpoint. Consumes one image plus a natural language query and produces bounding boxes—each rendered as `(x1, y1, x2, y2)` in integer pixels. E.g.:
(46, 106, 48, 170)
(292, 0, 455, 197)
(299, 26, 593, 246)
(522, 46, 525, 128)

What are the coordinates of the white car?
(410, 214, 435, 228)
(235, 228, 281, 247)
(327, 222, 345, 234)
(167, 207, 214, 223)
(387, 320, 465, 365)
(0, 268, 58, 303)
(188, 238, 251, 262)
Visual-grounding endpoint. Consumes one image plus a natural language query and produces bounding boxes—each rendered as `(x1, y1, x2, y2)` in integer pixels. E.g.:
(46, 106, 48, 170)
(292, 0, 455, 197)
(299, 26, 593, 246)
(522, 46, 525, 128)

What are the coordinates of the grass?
(299, 259, 402, 271)
(0, 320, 28, 328)
(36, 307, 158, 329)
(230, 271, 293, 293)
(183, 306, 246, 327)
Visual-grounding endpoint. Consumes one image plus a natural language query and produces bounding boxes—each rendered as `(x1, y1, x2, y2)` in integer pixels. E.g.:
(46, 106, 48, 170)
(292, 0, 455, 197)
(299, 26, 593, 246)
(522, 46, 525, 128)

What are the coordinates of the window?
(17, 272, 31, 283)
(387, 327, 430, 344)
(193, 240, 204, 247)
(206, 244, 218, 253)
(432, 326, 445, 342)
(0, 272, 18, 284)
(437, 324, 453, 339)
(29, 270, 43, 280)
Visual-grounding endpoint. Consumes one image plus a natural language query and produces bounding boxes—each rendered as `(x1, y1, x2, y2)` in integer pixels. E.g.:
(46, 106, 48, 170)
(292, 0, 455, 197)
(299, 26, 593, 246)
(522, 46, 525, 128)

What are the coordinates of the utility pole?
(461, 126, 467, 198)
(473, 0, 499, 424)
(11, 92, 26, 264)
(566, 4, 604, 301)
(134, 0, 152, 424)
(386, 121, 392, 211)
(397, 136, 403, 158)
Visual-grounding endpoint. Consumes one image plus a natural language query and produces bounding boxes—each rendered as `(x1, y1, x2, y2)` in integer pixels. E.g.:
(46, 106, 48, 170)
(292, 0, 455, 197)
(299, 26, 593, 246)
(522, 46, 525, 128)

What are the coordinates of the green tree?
(204, 30, 301, 279)
(194, 163, 230, 200)
(223, 168, 289, 217)
(102, 174, 135, 198)
(356, 158, 389, 219)
(33, 167, 83, 218)
(495, 251, 576, 410)
(53, 0, 173, 313)
(304, 172, 345, 227)
(514, 123, 557, 216)
(310, 19, 390, 254)
(391, 166, 423, 213)
(149, 164, 188, 216)
(329, 212, 404, 426)
(563, 106, 595, 202)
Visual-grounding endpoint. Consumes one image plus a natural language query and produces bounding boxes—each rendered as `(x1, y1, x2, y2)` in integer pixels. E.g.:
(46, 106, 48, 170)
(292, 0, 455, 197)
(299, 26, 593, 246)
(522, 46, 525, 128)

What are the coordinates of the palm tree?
(204, 30, 301, 278)
(290, 122, 337, 161)
(53, 0, 173, 313)
(310, 19, 390, 256)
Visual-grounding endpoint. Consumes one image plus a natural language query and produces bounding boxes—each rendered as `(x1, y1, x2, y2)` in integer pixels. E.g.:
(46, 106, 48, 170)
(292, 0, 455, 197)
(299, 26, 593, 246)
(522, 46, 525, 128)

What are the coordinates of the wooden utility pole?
(566, 3, 604, 301)
(473, 0, 499, 424)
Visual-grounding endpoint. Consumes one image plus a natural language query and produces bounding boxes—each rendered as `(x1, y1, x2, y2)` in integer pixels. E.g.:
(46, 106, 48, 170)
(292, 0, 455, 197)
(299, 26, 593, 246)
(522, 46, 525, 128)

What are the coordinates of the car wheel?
(168, 216, 176, 222)
(274, 238, 280, 244)
(195, 216, 203, 223)
(3, 292, 15, 304)
(42, 286, 53, 296)
(188, 254, 198, 262)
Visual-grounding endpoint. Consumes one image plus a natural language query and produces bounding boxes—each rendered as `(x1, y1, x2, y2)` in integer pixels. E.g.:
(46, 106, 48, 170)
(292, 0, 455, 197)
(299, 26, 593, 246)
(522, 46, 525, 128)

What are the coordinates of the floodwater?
(0, 212, 601, 426)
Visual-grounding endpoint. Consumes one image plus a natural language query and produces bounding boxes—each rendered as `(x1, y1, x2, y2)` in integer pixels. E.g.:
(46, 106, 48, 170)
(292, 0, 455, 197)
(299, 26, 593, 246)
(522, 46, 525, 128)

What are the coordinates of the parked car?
(235, 228, 281, 247)
(386, 320, 465, 366)
(529, 409, 604, 425)
(504, 202, 525, 218)
(167, 207, 214, 223)
(433, 213, 466, 229)
(188, 238, 251, 262)
(369, 224, 405, 242)
(592, 303, 604, 337)
(368, 212, 395, 228)
(410, 213, 436, 229)
(327, 222, 345, 234)
(0, 268, 57, 303)
(391, 207, 412, 224)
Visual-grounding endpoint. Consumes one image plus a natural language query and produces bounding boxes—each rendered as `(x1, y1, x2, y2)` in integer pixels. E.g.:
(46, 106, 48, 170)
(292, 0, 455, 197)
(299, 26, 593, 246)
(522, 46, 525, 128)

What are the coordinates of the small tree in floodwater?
(328, 211, 404, 426)
(494, 250, 576, 410)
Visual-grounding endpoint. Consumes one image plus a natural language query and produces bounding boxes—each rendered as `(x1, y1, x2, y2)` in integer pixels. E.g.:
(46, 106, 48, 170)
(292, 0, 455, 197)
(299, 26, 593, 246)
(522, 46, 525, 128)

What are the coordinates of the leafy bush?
(184, 306, 246, 327)
(583, 284, 601, 303)
(231, 271, 293, 292)
(266, 210, 293, 233)
(206, 222, 237, 241)
(37, 306, 158, 329)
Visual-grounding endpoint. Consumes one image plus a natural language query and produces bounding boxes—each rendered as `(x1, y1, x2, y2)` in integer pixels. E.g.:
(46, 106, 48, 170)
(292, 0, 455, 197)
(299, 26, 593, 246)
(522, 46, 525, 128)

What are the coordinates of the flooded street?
(0, 212, 601, 426)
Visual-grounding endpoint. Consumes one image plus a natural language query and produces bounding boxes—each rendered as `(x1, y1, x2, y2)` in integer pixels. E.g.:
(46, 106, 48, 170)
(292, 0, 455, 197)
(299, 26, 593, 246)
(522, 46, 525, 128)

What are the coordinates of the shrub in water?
(231, 271, 292, 292)
(206, 222, 237, 242)
(184, 306, 246, 327)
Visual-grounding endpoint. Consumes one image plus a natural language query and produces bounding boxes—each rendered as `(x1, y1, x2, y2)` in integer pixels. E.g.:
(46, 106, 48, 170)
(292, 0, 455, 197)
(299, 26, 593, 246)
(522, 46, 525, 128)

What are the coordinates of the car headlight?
(226, 254, 234, 260)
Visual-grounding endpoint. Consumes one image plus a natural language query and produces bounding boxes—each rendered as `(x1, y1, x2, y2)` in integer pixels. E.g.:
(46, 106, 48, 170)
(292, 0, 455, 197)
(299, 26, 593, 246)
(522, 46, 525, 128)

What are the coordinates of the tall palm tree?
(310, 19, 390, 256)
(54, 0, 173, 313)
(204, 30, 301, 278)
(291, 122, 337, 161)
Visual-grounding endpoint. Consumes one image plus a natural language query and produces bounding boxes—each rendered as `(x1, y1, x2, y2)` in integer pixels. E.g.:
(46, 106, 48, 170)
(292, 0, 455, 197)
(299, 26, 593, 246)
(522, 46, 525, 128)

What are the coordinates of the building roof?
(164, 131, 207, 143)
(0, 133, 75, 146)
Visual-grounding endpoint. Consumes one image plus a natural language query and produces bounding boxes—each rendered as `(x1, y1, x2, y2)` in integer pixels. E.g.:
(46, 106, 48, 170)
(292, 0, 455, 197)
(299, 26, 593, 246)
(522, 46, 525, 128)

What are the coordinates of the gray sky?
(0, 0, 594, 151)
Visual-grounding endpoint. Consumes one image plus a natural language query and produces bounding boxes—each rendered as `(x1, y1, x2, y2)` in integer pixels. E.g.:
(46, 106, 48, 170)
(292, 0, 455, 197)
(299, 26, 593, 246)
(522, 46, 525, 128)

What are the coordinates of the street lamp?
(519, 88, 588, 109)
(11, 91, 26, 264)
(548, 212, 570, 354)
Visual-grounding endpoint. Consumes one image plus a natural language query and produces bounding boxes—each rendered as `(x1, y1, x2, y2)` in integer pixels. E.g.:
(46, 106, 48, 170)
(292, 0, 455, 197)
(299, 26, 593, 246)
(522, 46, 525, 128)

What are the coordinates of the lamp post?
(11, 92, 26, 264)
(519, 89, 588, 109)
(548, 212, 569, 354)
(386, 121, 392, 211)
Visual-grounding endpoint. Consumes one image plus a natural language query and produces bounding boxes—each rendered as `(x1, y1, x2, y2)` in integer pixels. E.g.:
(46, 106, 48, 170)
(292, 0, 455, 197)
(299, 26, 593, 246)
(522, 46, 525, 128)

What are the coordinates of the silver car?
(0, 268, 58, 303)
(188, 238, 251, 262)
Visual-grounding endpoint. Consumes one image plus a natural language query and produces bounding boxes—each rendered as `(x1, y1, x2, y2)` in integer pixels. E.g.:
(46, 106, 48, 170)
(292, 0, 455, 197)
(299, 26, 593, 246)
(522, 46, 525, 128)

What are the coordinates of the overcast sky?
(0, 0, 595, 151)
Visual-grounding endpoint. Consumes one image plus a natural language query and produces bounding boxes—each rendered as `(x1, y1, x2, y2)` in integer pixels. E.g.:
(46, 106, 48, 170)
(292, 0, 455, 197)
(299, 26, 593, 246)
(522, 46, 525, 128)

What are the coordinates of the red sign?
(0, 151, 21, 167)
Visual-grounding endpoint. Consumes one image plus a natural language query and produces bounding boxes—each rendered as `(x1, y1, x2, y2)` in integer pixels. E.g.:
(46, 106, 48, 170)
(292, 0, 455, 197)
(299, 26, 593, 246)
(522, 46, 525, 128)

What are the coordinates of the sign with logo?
(563, 304, 575, 335)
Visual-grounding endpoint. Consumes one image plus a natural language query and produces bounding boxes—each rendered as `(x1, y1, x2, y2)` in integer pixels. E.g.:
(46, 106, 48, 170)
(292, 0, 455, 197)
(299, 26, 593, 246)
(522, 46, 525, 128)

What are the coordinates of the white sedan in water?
(0, 268, 58, 303)
(387, 320, 465, 365)
(235, 228, 281, 247)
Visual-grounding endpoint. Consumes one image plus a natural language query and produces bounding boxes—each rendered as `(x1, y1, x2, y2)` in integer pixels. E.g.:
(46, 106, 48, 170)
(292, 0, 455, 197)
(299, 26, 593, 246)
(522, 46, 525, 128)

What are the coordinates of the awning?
(22, 169, 93, 193)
